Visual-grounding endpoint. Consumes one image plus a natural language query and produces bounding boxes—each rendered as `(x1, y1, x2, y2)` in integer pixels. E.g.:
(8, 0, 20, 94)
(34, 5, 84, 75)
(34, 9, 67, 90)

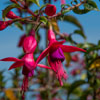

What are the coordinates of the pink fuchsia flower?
(0, 20, 13, 31)
(5, 11, 20, 19)
(18, 29, 35, 47)
(0, 54, 51, 97)
(60, 0, 66, 4)
(0, 35, 51, 99)
(35, 28, 86, 86)
(23, 35, 37, 53)
(45, 4, 56, 16)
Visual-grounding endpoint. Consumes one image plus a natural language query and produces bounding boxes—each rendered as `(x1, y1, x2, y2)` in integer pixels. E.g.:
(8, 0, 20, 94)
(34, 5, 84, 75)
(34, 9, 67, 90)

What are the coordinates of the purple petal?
(50, 47, 65, 62)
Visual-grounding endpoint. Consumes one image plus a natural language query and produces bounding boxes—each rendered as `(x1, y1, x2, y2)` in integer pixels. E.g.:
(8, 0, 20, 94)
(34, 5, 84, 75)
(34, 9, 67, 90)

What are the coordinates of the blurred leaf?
(67, 80, 87, 99)
(81, 74, 87, 80)
(5, 89, 18, 100)
(62, 9, 70, 14)
(84, 0, 99, 11)
(80, 88, 92, 100)
(77, 42, 96, 49)
(62, 83, 70, 89)
(28, 0, 40, 7)
(62, 15, 83, 30)
(98, 40, 100, 46)
(89, 57, 100, 70)
(64, 53, 71, 67)
(72, 87, 82, 97)
(51, 18, 60, 33)
(40, 16, 47, 24)
(74, 29, 86, 39)
(61, 4, 70, 8)
(3, 4, 20, 19)
(73, 8, 90, 14)
(73, 0, 99, 14)
(26, 24, 33, 34)
(14, 22, 23, 30)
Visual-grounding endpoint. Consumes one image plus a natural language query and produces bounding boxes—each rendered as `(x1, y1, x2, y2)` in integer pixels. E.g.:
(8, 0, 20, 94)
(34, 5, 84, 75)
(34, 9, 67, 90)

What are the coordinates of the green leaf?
(80, 88, 92, 100)
(73, 0, 99, 14)
(14, 22, 23, 30)
(84, 0, 99, 11)
(28, 0, 40, 7)
(2, 4, 20, 19)
(62, 15, 83, 30)
(62, 9, 70, 14)
(73, 8, 90, 14)
(61, 4, 70, 8)
(74, 29, 86, 39)
(40, 16, 47, 25)
(67, 80, 87, 99)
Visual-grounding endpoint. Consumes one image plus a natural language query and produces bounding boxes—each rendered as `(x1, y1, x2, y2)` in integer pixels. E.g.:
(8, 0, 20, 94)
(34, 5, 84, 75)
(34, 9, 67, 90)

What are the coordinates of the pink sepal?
(9, 61, 24, 70)
(0, 57, 22, 62)
(60, 45, 86, 52)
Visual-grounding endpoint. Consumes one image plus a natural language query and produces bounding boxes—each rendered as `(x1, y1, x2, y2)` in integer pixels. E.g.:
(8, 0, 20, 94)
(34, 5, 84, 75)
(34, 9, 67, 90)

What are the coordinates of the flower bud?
(48, 29, 56, 42)
(10, 0, 17, 3)
(23, 36, 37, 53)
(6, 11, 20, 19)
(45, 4, 56, 16)
(0, 20, 13, 31)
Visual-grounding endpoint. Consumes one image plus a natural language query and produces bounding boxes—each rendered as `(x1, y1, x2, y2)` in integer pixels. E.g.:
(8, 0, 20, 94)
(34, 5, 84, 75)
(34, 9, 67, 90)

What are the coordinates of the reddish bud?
(18, 29, 35, 47)
(6, 11, 20, 19)
(23, 36, 37, 53)
(45, 4, 56, 16)
(10, 0, 17, 3)
(0, 20, 13, 31)
(48, 29, 56, 42)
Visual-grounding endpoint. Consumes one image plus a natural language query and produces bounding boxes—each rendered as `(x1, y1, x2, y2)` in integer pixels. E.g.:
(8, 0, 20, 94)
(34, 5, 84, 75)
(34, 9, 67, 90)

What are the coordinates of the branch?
(49, 0, 87, 19)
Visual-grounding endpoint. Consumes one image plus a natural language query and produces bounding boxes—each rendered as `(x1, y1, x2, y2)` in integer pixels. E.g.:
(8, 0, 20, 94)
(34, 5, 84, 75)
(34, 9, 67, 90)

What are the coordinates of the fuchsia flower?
(18, 29, 35, 47)
(6, 11, 20, 19)
(35, 27, 86, 86)
(45, 4, 56, 16)
(0, 34, 51, 99)
(0, 20, 13, 31)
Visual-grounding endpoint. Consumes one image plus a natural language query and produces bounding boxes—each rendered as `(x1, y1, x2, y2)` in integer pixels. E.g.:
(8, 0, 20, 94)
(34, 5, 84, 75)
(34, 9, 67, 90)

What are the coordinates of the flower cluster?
(0, 3, 86, 100)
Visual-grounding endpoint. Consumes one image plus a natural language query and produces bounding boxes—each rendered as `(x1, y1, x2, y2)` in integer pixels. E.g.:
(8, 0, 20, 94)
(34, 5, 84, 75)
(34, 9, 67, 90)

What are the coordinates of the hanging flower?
(45, 4, 56, 16)
(0, 20, 13, 31)
(5, 11, 20, 19)
(0, 35, 51, 99)
(18, 29, 35, 47)
(35, 27, 86, 86)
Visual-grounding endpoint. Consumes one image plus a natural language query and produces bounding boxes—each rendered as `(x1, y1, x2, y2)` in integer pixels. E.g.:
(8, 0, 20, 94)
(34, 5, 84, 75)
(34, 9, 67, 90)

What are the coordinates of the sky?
(0, 0, 100, 88)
